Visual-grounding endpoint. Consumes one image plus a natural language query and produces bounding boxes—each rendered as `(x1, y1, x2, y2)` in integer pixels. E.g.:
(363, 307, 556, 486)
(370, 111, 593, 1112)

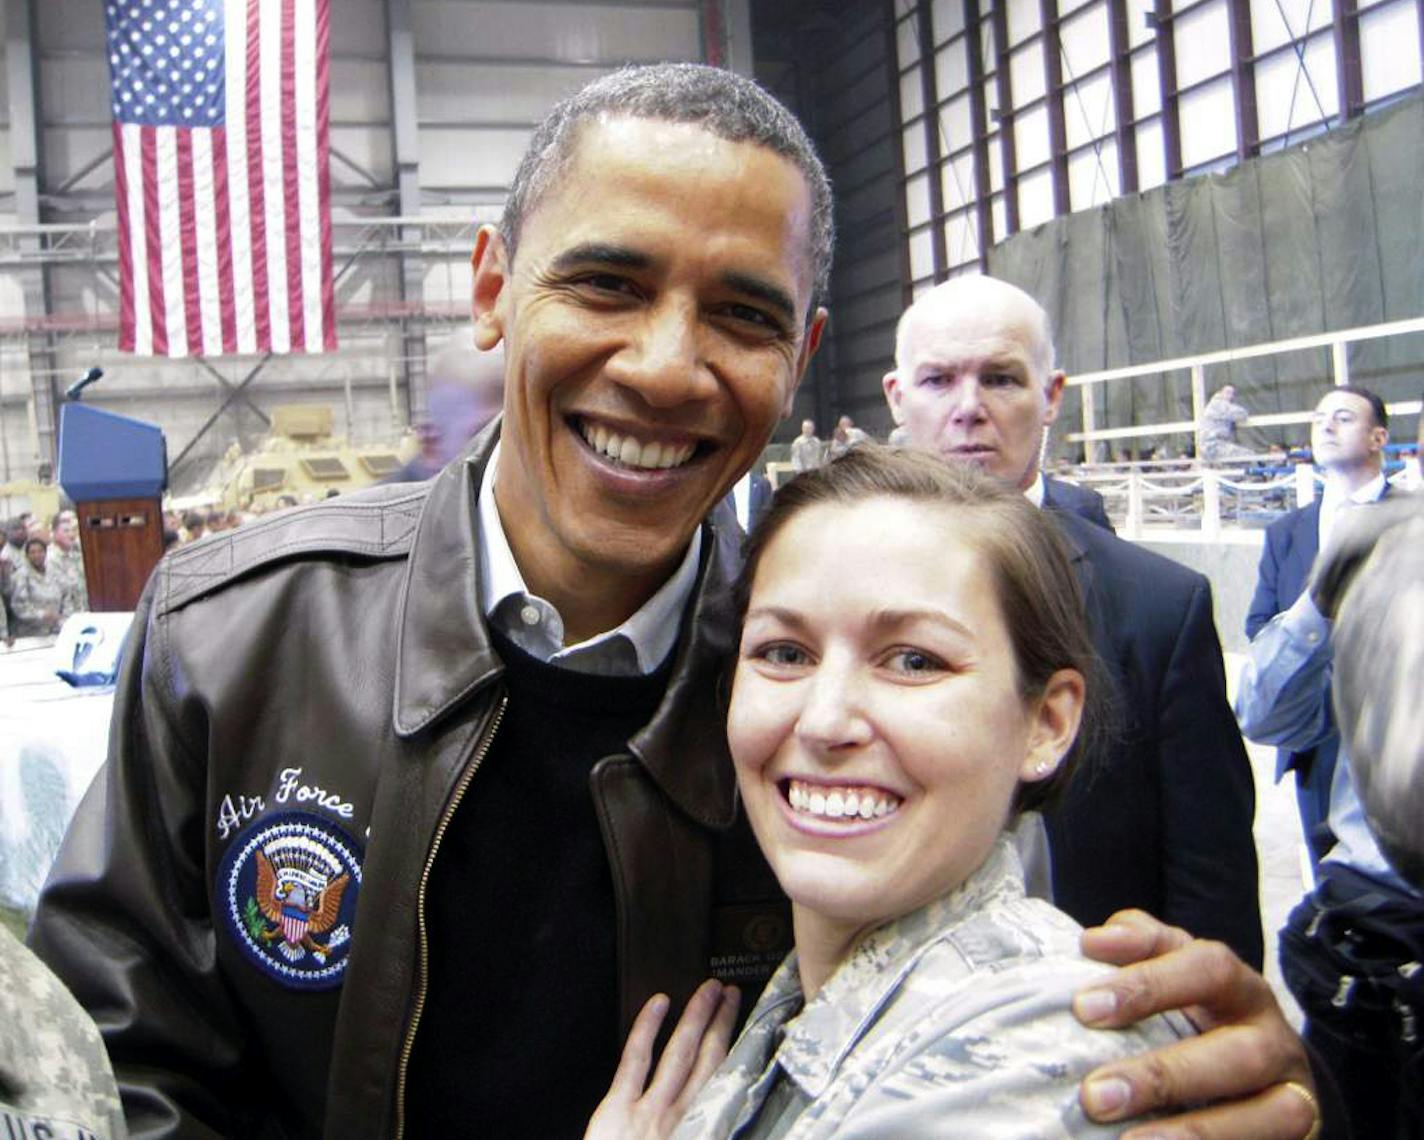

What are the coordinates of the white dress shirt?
(1317, 470, 1387, 549)
(476, 442, 701, 676)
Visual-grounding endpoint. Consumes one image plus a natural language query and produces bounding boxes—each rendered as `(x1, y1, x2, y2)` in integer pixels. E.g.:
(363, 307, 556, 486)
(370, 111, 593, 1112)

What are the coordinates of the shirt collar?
(1023, 471, 1046, 508)
(1319, 470, 1387, 546)
(1322, 469, 1386, 507)
(476, 441, 702, 675)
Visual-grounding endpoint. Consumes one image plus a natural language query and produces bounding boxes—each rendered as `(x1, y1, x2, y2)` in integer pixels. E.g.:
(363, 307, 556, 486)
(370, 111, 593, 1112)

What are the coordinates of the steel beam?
(55, 148, 115, 195)
(1106, 0, 1139, 194)
(1040, 0, 1071, 216)
(963, 0, 996, 267)
(169, 355, 274, 477)
(330, 147, 385, 189)
(719, 0, 755, 76)
(1226, 0, 1260, 159)
(914, 0, 949, 281)
(1332, 0, 1364, 123)
(194, 358, 273, 428)
(1151, 0, 1183, 179)
(885, 0, 916, 305)
(386, 0, 428, 425)
(6, 0, 59, 473)
(990, 0, 1020, 234)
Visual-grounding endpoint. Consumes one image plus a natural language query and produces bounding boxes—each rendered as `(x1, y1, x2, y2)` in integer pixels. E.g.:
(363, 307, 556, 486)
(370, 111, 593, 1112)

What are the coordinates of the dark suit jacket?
(1043, 474, 1114, 532)
(1044, 512, 1263, 967)
(1246, 501, 1325, 792)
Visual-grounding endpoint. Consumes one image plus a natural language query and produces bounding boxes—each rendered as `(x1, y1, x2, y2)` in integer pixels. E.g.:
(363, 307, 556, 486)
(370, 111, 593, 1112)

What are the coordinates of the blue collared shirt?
(1235, 592, 1420, 895)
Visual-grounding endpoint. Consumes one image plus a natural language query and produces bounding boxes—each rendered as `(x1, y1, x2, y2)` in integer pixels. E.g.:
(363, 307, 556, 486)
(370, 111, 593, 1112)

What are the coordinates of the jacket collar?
(392, 421, 740, 828)
(393, 422, 503, 739)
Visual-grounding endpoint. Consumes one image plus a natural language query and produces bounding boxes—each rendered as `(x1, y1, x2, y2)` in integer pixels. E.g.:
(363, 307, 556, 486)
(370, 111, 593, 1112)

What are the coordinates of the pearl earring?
(1034, 760, 1052, 776)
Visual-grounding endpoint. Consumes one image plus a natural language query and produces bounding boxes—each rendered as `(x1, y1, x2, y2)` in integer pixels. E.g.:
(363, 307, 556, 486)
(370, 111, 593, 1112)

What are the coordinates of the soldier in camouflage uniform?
(48, 513, 88, 612)
(9, 538, 81, 636)
(1, 925, 126, 1140)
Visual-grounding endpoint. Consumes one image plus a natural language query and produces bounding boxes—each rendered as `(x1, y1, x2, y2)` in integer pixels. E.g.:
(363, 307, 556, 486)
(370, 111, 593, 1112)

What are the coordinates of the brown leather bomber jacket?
(29, 425, 788, 1139)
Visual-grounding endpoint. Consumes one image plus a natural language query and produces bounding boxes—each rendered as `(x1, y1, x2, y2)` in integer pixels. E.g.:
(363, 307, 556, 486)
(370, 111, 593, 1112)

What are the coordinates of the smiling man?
(470, 111, 824, 646)
(33, 68, 1316, 1140)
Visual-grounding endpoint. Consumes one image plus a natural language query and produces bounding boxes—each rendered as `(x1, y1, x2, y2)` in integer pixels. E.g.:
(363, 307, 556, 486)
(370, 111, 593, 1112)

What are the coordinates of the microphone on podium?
(65, 367, 104, 401)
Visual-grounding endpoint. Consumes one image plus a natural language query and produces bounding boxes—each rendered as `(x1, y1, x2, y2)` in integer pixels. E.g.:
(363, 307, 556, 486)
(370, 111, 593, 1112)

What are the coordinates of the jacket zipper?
(393, 694, 508, 1139)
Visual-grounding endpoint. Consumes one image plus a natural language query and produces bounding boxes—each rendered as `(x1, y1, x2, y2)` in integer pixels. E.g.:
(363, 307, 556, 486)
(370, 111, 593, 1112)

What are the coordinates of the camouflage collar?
(758, 836, 1028, 1100)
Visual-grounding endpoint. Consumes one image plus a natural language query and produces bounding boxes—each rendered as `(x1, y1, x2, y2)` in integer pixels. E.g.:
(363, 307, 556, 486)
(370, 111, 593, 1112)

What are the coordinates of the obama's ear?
(782, 307, 828, 417)
(470, 225, 510, 352)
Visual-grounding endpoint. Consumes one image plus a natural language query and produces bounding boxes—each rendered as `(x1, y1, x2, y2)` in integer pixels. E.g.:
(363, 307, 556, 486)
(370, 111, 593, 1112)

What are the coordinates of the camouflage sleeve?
(0, 926, 127, 1140)
(806, 959, 1193, 1139)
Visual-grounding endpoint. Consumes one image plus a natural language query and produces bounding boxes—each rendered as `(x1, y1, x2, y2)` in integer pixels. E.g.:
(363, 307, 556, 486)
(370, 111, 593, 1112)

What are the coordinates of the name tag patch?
(0, 1106, 108, 1140)
(708, 902, 791, 987)
(217, 812, 363, 990)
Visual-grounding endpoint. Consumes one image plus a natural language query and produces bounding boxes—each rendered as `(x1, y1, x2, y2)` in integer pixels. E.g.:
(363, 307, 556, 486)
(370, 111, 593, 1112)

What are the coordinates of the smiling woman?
(587, 447, 1196, 1140)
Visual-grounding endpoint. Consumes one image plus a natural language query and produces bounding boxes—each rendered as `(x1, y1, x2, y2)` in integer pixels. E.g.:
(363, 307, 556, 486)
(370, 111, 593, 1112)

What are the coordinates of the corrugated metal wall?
(754, 0, 908, 439)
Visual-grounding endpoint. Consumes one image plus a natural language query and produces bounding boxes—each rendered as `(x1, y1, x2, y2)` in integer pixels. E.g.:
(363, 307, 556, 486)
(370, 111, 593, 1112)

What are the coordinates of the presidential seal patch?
(217, 813, 363, 990)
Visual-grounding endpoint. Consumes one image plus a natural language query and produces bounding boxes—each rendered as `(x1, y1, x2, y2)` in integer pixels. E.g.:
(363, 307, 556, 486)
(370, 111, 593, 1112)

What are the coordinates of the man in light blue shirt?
(1237, 498, 1424, 1140)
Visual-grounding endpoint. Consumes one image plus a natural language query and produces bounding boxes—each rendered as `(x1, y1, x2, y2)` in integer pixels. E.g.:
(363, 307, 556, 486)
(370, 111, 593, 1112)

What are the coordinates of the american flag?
(105, 0, 336, 357)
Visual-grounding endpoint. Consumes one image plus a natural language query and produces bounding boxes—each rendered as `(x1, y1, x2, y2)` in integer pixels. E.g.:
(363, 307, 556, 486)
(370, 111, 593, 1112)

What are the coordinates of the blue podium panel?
(58, 403, 168, 501)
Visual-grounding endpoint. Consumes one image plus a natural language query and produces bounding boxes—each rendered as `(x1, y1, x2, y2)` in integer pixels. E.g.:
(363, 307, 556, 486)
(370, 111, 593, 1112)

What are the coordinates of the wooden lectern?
(57, 403, 168, 612)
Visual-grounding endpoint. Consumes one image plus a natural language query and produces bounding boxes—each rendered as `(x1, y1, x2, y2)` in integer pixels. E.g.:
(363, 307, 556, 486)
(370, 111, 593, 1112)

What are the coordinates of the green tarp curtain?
(987, 92, 1424, 458)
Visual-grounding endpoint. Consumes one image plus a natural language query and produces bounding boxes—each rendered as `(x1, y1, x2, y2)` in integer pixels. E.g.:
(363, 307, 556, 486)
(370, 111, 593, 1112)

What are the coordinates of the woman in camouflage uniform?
(8, 538, 79, 637)
(589, 448, 1198, 1139)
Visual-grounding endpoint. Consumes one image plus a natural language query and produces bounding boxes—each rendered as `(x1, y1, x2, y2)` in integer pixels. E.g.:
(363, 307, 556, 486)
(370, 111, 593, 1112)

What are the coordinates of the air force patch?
(218, 813, 363, 990)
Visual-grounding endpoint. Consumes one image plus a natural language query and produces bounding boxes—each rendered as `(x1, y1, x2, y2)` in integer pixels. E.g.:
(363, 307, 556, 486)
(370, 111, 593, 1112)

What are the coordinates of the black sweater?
(405, 624, 675, 1138)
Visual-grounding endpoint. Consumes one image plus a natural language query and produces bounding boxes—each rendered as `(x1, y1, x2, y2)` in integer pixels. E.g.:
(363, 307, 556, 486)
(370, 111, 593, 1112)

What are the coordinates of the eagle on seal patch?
(255, 847, 350, 958)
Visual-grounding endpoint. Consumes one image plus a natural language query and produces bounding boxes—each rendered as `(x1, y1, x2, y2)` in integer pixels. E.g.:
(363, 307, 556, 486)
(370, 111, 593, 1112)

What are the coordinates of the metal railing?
(1062, 459, 1421, 539)
(1064, 315, 1424, 457)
